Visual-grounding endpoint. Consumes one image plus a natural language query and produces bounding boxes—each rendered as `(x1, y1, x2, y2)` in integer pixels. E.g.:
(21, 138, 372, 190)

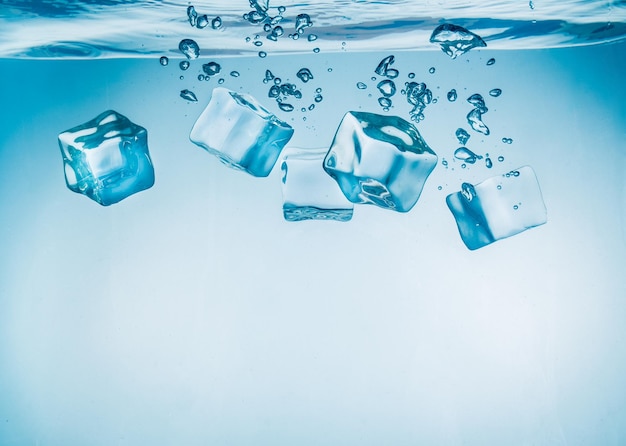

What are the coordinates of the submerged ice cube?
(189, 87, 294, 177)
(57, 110, 155, 206)
(446, 166, 547, 250)
(281, 148, 353, 222)
(323, 111, 438, 212)
(430, 24, 487, 59)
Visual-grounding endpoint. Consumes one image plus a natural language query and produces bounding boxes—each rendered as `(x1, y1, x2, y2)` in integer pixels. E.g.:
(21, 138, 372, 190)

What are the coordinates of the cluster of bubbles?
(263, 68, 324, 115)
(187, 5, 222, 30)
(243, 0, 318, 57)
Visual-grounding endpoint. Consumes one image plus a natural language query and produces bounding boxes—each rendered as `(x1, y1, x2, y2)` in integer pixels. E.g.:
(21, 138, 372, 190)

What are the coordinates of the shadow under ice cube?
(323, 111, 438, 212)
(446, 166, 547, 250)
(189, 87, 294, 177)
(281, 148, 354, 222)
(58, 110, 155, 206)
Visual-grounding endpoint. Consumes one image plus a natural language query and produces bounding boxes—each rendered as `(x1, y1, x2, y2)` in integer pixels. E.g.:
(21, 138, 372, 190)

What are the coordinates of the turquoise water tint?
(1, 0, 626, 444)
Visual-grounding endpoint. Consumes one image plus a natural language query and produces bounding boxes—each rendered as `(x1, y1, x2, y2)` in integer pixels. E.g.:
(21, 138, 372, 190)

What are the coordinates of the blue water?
(1, 1, 626, 445)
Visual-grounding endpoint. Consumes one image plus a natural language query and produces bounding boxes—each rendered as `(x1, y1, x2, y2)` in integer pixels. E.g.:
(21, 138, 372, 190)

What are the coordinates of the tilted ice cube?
(446, 166, 547, 250)
(58, 110, 155, 206)
(189, 87, 294, 177)
(430, 23, 487, 59)
(323, 111, 438, 212)
(281, 148, 354, 222)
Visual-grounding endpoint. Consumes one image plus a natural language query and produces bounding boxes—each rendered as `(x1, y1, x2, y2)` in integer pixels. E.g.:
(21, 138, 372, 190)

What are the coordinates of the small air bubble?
(502, 137, 513, 144)
(274, 77, 282, 85)
(497, 184, 502, 190)
(279, 102, 294, 112)
(196, 14, 209, 29)
(308, 34, 318, 41)
(159, 56, 169, 66)
(180, 89, 197, 102)
(408, 72, 415, 79)
(447, 89, 457, 102)
(429, 67, 435, 74)
(438, 186, 442, 190)
(179, 60, 190, 71)
(278, 6, 286, 13)
(356, 82, 367, 90)
(314, 94, 323, 102)
(327, 67, 333, 72)
(179, 75, 184, 80)
(258, 51, 267, 58)
(513, 204, 519, 210)
(218, 78, 225, 84)
(315, 88, 322, 93)
(308, 104, 315, 111)
(198, 74, 205, 81)
(498, 156, 504, 162)
(378, 97, 392, 108)
(301, 107, 306, 112)
(489, 88, 502, 97)
(442, 159, 448, 167)
(254, 41, 263, 47)
(487, 58, 496, 65)
(211, 16, 222, 29)
(230, 71, 240, 77)
(485, 157, 493, 168)
(313, 47, 320, 53)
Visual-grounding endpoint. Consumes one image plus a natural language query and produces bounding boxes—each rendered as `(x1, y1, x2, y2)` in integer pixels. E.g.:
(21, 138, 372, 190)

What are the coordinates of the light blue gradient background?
(1, 43, 625, 444)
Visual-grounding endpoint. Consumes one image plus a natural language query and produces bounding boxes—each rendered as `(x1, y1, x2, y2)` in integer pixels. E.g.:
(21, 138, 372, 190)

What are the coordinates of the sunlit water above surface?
(1, 1, 626, 445)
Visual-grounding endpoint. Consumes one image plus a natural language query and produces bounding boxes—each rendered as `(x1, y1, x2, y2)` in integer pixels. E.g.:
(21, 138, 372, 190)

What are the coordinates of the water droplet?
(378, 97, 392, 108)
(502, 137, 513, 144)
(454, 147, 482, 164)
(296, 68, 314, 82)
(455, 128, 470, 145)
(258, 51, 267, 58)
(230, 71, 240, 77)
(356, 82, 367, 90)
(313, 47, 320, 53)
(489, 88, 502, 97)
(461, 182, 476, 201)
(485, 157, 493, 168)
(308, 34, 318, 41)
(180, 89, 197, 102)
(196, 14, 209, 29)
(377, 79, 396, 97)
(202, 62, 221, 76)
(159, 56, 169, 66)
(212, 16, 222, 29)
(429, 67, 436, 74)
(430, 24, 487, 59)
(467, 109, 490, 135)
(498, 156, 504, 162)
(447, 89, 457, 101)
(179, 39, 200, 59)
(486, 58, 496, 66)
(279, 102, 294, 112)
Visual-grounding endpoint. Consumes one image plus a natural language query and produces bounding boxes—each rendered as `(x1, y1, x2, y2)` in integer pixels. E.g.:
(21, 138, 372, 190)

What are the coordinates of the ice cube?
(446, 166, 547, 250)
(281, 148, 354, 222)
(189, 87, 294, 177)
(57, 110, 155, 206)
(323, 111, 438, 212)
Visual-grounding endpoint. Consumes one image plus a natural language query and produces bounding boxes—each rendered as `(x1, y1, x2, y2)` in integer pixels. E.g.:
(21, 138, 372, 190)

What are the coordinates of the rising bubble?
(179, 60, 190, 71)
(447, 89, 457, 101)
(211, 16, 223, 29)
(180, 89, 198, 102)
(429, 24, 487, 59)
(377, 80, 396, 97)
(296, 68, 314, 83)
(356, 82, 367, 90)
(455, 128, 471, 145)
(159, 56, 169, 66)
(179, 39, 200, 59)
(454, 147, 482, 164)
(489, 88, 502, 97)
(467, 109, 490, 135)
(487, 58, 496, 65)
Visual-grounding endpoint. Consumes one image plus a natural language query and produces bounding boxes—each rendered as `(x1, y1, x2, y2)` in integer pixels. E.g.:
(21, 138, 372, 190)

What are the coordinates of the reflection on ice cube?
(281, 148, 353, 222)
(57, 110, 155, 206)
(446, 166, 547, 250)
(189, 87, 294, 177)
(323, 111, 438, 212)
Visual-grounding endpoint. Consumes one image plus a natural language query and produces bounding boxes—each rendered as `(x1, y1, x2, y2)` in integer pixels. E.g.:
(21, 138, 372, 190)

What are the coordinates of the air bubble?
(258, 51, 267, 58)
(408, 72, 415, 79)
(314, 94, 323, 102)
(429, 67, 435, 74)
(487, 58, 496, 65)
(218, 78, 225, 84)
(447, 89, 457, 102)
(196, 14, 209, 29)
(308, 34, 318, 41)
(296, 68, 314, 82)
(313, 47, 320, 53)
(179, 39, 200, 59)
(498, 156, 504, 162)
(159, 56, 169, 66)
(180, 89, 198, 102)
(356, 82, 367, 90)
(279, 102, 294, 112)
(489, 88, 502, 97)
(211, 16, 222, 29)
(230, 71, 240, 77)
(377, 80, 396, 97)
(502, 137, 513, 144)
(198, 74, 205, 81)
(378, 97, 392, 108)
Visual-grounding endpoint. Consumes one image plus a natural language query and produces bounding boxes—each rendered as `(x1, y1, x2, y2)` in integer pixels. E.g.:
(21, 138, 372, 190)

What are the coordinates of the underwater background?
(1, 1, 626, 444)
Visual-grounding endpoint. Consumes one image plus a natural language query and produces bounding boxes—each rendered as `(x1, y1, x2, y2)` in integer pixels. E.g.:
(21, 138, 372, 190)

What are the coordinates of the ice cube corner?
(57, 110, 155, 206)
(446, 166, 547, 250)
(190, 87, 294, 177)
(323, 111, 438, 212)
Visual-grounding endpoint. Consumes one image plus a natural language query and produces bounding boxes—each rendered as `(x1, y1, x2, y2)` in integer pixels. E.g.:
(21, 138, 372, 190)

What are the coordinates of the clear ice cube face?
(58, 110, 155, 206)
(281, 148, 354, 222)
(323, 111, 438, 212)
(189, 87, 294, 177)
(446, 166, 547, 250)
